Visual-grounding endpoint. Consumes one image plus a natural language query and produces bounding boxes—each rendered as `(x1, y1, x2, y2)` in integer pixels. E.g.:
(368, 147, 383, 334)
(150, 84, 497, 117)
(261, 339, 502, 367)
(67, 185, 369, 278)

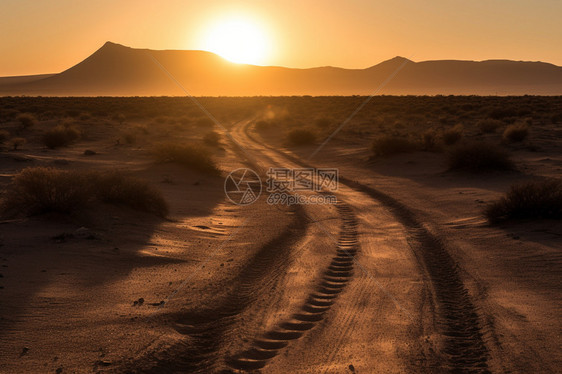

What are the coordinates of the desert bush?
(195, 117, 214, 128)
(203, 131, 221, 146)
(287, 128, 316, 146)
(477, 119, 502, 133)
(315, 117, 332, 128)
(152, 143, 219, 174)
(502, 123, 529, 143)
(113, 113, 126, 125)
(421, 129, 439, 151)
(372, 135, 418, 157)
(447, 142, 514, 172)
(1, 167, 168, 217)
(10, 137, 26, 150)
(442, 124, 463, 145)
(17, 113, 37, 129)
(255, 120, 272, 132)
(123, 131, 136, 144)
(485, 179, 562, 223)
(42, 124, 80, 149)
(0, 130, 9, 144)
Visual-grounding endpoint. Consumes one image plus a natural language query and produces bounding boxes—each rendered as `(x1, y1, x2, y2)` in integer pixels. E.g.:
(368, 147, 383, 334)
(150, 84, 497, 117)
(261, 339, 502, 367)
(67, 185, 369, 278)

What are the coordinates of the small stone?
(83, 150, 97, 156)
(348, 364, 355, 372)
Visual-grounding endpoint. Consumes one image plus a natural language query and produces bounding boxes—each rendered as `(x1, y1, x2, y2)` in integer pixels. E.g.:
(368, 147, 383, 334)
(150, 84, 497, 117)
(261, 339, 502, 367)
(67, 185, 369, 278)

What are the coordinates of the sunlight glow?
(201, 17, 269, 65)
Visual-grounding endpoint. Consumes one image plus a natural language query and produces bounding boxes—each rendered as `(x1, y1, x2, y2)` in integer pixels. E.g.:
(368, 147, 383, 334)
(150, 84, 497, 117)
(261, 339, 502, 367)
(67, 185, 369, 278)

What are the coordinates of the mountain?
(1, 42, 561, 96)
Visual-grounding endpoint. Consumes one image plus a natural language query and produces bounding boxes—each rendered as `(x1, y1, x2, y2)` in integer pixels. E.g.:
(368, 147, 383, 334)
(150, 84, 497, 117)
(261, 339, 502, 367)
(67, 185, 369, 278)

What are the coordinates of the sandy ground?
(0, 109, 560, 374)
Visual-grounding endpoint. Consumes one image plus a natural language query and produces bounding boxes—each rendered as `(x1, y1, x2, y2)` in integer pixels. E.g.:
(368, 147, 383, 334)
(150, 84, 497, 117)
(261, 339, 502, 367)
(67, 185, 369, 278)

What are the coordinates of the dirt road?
(196, 120, 492, 373)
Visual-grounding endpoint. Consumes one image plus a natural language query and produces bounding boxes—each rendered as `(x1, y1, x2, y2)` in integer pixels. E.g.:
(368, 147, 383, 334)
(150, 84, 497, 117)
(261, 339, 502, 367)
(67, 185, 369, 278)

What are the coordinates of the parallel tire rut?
(242, 121, 490, 373)
(225, 203, 359, 372)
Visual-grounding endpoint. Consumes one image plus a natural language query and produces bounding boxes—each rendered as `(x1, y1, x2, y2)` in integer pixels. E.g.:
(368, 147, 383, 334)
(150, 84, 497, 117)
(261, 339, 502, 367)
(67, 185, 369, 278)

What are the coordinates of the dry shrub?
(447, 142, 514, 172)
(1, 167, 168, 217)
(477, 119, 503, 133)
(255, 120, 272, 131)
(17, 113, 37, 129)
(287, 128, 316, 146)
(203, 131, 221, 146)
(10, 137, 26, 150)
(421, 129, 439, 151)
(0, 130, 9, 144)
(485, 179, 562, 223)
(443, 124, 464, 145)
(503, 123, 529, 143)
(314, 117, 332, 128)
(42, 124, 80, 149)
(372, 135, 418, 157)
(152, 143, 219, 174)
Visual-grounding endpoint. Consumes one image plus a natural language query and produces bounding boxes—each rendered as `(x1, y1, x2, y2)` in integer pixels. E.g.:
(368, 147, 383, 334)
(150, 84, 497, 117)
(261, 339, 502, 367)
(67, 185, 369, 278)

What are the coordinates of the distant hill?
(1, 42, 561, 96)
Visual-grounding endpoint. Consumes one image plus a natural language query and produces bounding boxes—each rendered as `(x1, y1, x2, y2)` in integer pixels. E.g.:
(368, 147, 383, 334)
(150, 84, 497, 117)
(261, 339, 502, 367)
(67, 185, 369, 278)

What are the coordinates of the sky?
(1, 0, 561, 76)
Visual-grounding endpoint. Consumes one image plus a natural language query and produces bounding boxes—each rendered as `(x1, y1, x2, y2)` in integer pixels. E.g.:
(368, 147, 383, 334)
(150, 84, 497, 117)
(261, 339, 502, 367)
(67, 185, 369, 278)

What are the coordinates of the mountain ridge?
(1, 42, 561, 96)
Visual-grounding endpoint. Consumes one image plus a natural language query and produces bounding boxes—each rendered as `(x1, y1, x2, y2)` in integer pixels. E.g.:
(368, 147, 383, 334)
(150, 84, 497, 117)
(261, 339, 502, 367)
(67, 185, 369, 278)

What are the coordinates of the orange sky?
(1, 0, 561, 76)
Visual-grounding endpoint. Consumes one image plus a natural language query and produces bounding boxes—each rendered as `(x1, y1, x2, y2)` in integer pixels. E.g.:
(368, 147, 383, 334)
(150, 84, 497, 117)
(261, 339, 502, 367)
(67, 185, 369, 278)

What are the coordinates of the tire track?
(225, 203, 360, 371)
(120, 209, 309, 373)
(241, 121, 490, 373)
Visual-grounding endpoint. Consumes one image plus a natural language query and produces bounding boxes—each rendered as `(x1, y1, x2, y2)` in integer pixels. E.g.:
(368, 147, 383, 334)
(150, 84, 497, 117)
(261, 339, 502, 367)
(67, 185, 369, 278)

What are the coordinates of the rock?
(74, 227, 98, 240)
(20, 347, 29, 356)
(348, 364, 355, 372)
(55, 368, 63, 374)
(83, 149, 97, 155)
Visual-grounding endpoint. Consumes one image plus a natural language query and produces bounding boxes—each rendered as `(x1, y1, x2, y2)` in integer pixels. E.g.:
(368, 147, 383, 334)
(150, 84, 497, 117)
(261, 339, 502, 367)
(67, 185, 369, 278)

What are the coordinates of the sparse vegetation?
(442, 124, 464, 145)
(372, 135, 418, 157)
(447, 142, 514, 172)
(485, 179, 562, 223)
(503, 123, 529, 143)
(421, 129, 439, 151)
(42, 124, 80, 149)
(1, 167, 168, 217)
(10, 137, 26, 150)
(203, 130, 221, 146)
(152, 143, 220, 174)
(0, 130, 9, 144)
(477, 119, 502, 133)
(314, 117, 332, 128)
(287, 128, 316, 146)
(16, 113, 37, 129)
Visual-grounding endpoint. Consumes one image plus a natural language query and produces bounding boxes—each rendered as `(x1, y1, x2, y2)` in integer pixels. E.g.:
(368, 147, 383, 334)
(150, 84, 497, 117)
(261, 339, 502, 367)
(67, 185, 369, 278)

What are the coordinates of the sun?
(201, 17, 269, 65)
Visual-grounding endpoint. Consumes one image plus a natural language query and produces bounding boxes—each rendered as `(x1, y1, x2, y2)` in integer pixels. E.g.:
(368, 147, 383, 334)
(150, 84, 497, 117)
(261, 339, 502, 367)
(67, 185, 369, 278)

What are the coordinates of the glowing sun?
(201, 17, 269, 64)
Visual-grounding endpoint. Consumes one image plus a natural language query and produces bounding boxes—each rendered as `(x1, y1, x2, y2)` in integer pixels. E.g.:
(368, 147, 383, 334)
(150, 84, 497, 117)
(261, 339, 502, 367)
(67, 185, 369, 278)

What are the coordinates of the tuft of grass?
(10, 137, 26, 150)
(203, 131, 221, 146)
(16, 113, 37, 129)
(287, 128, 316, 146)
(447, 142, 514, 172)
(477, 119, 503, 134)
(152, 143, 220, 175)
(421, 129, 439, 151)
(502, 123, 529, 143)
(255, 120, 272, 132)
(42, 124, 80, 149)
(0, 130, 9, 144)
(372, 135, 418, 157)
(314, 117, 332, 128)
(1, 167, 168, 217)
(442, 124, 464, 145)
(485, 179, 562, 223)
